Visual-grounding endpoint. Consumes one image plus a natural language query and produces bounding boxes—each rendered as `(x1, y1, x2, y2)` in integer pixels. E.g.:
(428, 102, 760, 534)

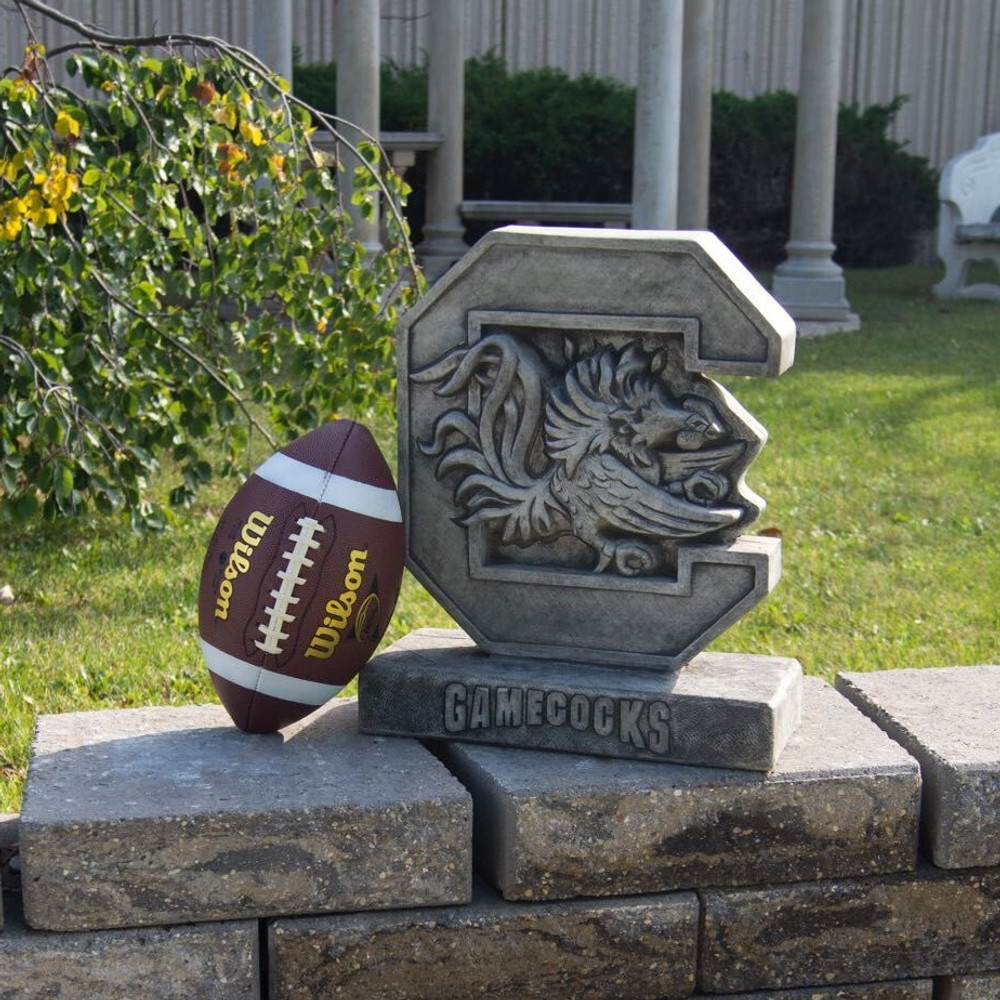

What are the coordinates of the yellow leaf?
(54, 111, 81, 140)
(213, 104, 237, 130)
(240, 120, 264, 147)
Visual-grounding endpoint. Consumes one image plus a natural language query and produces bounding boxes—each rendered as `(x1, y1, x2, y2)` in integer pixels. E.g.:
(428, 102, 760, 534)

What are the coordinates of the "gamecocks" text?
(442, 683, 671, 754)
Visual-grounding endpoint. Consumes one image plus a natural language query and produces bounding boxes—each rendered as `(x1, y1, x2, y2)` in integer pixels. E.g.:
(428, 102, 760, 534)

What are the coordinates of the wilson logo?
(214, 510, 274, 621)
(305, 549, 369, 659)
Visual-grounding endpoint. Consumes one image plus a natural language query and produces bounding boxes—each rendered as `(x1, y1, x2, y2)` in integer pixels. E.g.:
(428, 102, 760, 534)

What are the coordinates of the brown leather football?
(197, 420, 404, 732)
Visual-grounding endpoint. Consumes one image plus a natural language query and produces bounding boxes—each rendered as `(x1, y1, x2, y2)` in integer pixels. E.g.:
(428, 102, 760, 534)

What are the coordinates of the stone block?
(269, 881, 698, 1000)
(937, 973, 1000, 1000)
(699, 865, 1000, 993)
(0, 890, 258, 1000)
(444, 677, 919, 901)
(714, 983, 932, 1000)
(20, 698, 471, 931)
(836, 665, 1000, 868)
(360, 627, 802, 770)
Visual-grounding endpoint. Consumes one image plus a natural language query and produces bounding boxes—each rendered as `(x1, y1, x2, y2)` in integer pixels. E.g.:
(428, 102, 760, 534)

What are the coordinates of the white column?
(631, 0, 684, 230)
(336, 0, 381, 255)
(418, 0, 468, 281)
(677, 0, 714, 230)
(253, 0, 293, 84)
(772, 0, 860, 332)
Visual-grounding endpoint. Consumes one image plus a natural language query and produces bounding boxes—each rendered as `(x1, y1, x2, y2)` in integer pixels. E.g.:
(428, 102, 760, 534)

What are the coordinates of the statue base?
(358, 628, 802, 772)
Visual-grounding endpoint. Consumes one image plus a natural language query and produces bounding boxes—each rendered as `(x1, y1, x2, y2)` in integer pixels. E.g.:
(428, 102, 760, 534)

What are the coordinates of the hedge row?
(293, 54, 938, 268)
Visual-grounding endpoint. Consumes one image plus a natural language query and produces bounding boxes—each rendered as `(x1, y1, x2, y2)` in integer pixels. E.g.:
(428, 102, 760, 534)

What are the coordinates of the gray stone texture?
(836, 665, 1000, 868)
(0, 890, 258, 1000)
(360, 627, 802, 770)
(700, 865, 1000, 993)
(715, 983, 933, 1000)
(937, 973, 1000, 1000)
(444, 677, 919, 901)
(399, 226, 795, 670)
(19, 698, 471, 931)
(269, 881, 698, 1000)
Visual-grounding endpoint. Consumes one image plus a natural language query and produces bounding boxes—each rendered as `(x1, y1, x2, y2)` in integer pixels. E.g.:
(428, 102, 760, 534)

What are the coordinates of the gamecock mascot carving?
(414, 333, 759, 576)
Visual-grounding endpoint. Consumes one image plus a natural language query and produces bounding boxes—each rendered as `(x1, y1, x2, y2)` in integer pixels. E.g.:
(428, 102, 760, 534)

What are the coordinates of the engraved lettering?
(444, 683, 466, 732)
(619, 699, 645, 749)
(495, 688, 523, 727)
(469, 686, 490, 728)
(545, 691, 567, 726)
(525, 689, 544, 725)
(647, 701, 671, 754)
(437, 684, 674, 756)
(593, 696, 615, 736)
(569, 694, 590, 731)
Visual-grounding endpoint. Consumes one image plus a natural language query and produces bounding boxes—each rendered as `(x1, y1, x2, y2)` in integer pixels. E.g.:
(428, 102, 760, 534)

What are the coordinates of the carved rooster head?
(544, 343, 729, 477)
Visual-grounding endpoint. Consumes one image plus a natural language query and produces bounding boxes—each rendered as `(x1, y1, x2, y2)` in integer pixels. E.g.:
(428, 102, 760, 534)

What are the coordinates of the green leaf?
(13, 491, 40, 522)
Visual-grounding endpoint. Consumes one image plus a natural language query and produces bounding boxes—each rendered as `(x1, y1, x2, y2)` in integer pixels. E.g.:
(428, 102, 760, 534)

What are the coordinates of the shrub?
(710, 91, 939, 268)
(292, 56, 429, 130)
(462, 54, 634, 202)
(832, 98, 939, 267)
(293, 53, 938, 269)
(709, 90, 798, 266)
(1, 13, 417, 532)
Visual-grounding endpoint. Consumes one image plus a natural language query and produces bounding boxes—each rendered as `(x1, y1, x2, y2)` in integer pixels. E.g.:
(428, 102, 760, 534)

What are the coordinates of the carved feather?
(565, 452, 743, 539)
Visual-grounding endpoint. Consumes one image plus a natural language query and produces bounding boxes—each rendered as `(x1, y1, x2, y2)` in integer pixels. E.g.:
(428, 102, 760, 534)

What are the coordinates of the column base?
(795, 315, 862, 337)
(772, 241, 860, 329)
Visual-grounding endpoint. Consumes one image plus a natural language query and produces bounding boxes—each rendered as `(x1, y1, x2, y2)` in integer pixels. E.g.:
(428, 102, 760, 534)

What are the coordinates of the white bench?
(934, 132, 1000, 299)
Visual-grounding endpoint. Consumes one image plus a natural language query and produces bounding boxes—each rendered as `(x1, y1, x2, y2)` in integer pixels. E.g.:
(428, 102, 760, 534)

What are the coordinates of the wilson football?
(197, 420, 404, 733)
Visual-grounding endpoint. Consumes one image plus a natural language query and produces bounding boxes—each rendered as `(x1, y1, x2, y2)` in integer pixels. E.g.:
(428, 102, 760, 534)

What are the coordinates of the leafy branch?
(1, 0, 423, 531)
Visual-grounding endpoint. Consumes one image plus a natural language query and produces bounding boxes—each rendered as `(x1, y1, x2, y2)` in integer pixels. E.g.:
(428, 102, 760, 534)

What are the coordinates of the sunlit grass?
(715, 266, 1000, 678)
(1, 265, 998, 812)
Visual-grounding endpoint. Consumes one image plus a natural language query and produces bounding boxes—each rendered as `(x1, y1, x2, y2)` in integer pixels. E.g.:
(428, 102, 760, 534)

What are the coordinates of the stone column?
(418, 0, 468, 281)
(252, 0, 293, 84)
(336, 0, 382, 255)
(631, 0, 684, 230)
(678, 0, 714, 230)
(771, 0, 860, 332)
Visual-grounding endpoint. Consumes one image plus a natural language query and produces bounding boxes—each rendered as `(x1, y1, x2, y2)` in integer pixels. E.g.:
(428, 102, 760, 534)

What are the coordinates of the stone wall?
(1, 661, 998, 1000)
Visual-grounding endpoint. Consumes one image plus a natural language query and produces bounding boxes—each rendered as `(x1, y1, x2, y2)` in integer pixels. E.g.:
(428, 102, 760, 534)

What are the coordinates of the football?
(197, 420, 405, 733)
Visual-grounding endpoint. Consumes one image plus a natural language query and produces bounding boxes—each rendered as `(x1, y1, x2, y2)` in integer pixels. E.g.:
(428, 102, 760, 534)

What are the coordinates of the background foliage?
(293, 54, 939, 267)
(1, 31, 416, 533)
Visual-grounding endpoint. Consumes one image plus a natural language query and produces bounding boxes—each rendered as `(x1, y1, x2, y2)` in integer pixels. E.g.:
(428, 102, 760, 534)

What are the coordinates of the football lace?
(255, 516, 325, 656)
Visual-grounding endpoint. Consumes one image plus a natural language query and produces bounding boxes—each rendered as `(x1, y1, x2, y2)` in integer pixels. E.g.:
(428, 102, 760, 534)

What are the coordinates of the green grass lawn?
(1, 264, 998, 813)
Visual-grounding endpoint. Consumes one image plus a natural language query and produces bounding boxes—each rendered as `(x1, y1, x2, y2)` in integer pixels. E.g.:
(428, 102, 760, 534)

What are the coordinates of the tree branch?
(12, 0, 421, 279)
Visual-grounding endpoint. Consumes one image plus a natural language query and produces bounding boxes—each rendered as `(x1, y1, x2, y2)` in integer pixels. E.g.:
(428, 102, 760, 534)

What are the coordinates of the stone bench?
(933, 132, 1000, 299)
(461, 199, 633, 228)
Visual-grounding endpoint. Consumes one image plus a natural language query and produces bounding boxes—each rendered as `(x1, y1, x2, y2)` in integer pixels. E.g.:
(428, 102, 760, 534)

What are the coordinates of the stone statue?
(414, 332, 760, 576)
